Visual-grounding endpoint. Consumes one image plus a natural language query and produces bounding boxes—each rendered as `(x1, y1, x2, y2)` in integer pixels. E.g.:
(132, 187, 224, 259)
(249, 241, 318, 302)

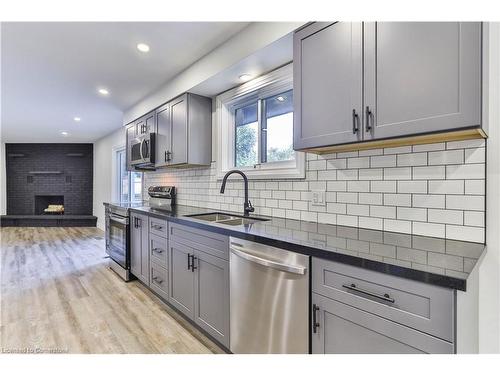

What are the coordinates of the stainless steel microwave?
(130, 133, 155, 168)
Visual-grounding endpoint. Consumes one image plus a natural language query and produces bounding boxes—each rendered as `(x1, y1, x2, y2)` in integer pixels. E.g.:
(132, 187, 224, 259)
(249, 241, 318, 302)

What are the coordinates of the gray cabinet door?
(144, 111, 156, 134)
(130, 213, 149, 285)
(169, 240, 194, 318)
(311, 293, 454, 354)
(169, 94, 188, 165)
(293, 22, 363, 150)
(364, 22, 481, 139)
(155, 103, 171, 167)
(193, 249, 230, 347)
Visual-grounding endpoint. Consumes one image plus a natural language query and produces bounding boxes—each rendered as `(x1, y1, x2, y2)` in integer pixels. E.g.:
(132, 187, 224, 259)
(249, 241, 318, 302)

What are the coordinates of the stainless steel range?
(104, 186, 175, 281)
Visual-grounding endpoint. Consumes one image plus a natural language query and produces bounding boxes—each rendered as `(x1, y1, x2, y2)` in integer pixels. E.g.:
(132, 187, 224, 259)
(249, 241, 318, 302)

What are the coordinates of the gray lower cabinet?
(293, 21, 482, 151)
(130, 212, 149, 285)
(169, 240, 195, 317)
(312, 293, 454, 354)
(155, 93, 212, 168)
(193, 249, 229, 347)
(311, 257, 455, 354)
(169, 224, 230, 348)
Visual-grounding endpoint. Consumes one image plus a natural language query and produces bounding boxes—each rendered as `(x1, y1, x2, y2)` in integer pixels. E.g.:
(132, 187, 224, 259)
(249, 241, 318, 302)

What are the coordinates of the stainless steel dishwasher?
(229, 237, 309, 354)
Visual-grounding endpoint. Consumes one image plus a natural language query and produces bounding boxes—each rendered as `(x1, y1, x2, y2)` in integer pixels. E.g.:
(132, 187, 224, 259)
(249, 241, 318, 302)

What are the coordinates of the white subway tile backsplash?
(397, 180, 427, 194)
(446, 164, 485, 180)
(359, 216, 383, 230)
(371, 180, 397, 193)
(358, 168, 383, 180)
(447, 139, 485, 149)
(465, 147, 485, 164)
(397, 153, 427, 166)
(428, 180, 464, 194)
(445, 225, 485, 243)
(384, 193, 412, 207)
(371, 155, 396, 168)
(413, 222, 445, 238)
(347, 157, 370, 169)
(413, 166, 446, 180)
(464, 211, 485, 227)
(428, 209, 463, 225)
(446, 195, 485, 211)
(412, 142, 446, 152)
(384, 219, 412, 234)
(428, 150, 464, 165)
(412, 194, 446, 209)
(347, 180, 370, 192)
(370, 205, 396, 219)
(384, 167, 412, 180)
(359, 193, 383, 205)
(145, 141, 485, 242)
(465, 180, 485, 195)
(397, 207, 427, 222)
(384, 146, 412, 155)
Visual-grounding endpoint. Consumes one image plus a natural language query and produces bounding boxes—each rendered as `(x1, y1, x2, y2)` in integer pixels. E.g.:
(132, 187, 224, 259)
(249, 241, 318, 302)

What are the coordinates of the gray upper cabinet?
(293, 22, 363, 150)
(155, 93, 212, 168)
(130, 212, 150, 285)
(364, 22, 481, 140)
(293, 22, 482, 151)
(125, 110, 156, 171)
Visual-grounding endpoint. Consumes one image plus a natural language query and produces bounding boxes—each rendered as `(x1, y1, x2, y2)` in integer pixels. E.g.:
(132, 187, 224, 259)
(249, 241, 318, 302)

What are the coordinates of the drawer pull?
(342, 283, 395, 304)
(152, 248, 163, 254)
(152, 276, 163, 284)
(152, 224, 163, 230)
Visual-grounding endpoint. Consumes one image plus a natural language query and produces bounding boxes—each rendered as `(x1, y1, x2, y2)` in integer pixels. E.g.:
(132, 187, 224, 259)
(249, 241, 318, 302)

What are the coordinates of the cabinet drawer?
(150, 262, 168, 301)
(150, 233, 168, 268)
(312, 258, 454, 342)
(312, 293, 454, 354)
(150, 218, 168, 238)
(170, 222, 229, 260)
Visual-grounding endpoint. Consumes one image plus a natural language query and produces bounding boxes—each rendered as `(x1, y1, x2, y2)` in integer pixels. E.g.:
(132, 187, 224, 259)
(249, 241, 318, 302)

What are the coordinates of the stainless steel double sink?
(185, 212, 269, 226)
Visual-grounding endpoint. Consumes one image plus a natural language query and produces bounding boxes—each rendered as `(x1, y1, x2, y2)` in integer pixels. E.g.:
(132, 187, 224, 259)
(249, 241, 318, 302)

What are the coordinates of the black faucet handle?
(246, 200, 255, 213)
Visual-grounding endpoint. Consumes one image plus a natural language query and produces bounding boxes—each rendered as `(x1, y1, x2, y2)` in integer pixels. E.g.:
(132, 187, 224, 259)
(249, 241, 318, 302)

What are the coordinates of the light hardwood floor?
(0, 227, 223, 354)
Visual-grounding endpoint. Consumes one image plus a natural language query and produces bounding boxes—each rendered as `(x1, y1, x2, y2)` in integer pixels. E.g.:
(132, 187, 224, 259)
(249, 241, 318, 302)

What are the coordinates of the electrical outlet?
(311, 190, 326, 207)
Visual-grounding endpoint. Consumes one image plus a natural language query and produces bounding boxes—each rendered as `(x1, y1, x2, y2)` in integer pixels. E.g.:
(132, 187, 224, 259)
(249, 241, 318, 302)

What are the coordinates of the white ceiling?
(0, 22, 249, 143)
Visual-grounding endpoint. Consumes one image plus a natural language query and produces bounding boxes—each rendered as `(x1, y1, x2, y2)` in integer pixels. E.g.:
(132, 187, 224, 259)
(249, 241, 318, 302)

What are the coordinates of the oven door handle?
(109, 214, 128, 225)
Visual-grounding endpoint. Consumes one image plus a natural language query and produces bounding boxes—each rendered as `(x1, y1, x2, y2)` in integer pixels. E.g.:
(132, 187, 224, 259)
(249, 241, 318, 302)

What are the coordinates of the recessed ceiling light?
(137, 43, 150, 53)
(73, 117, 81, 122)
(98, 88, 109, 96)
(239, 74, 253, 82)
(61, 131, 69, 136)
(276, 96, 286, 102)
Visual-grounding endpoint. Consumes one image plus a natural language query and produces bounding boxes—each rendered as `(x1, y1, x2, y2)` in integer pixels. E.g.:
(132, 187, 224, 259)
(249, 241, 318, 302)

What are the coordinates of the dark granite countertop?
(107, 202, 486, 291)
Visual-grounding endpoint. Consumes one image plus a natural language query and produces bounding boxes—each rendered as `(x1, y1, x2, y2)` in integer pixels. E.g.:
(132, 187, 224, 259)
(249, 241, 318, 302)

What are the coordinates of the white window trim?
(215, 63, 305, 180)
(112, 144, 143, 202)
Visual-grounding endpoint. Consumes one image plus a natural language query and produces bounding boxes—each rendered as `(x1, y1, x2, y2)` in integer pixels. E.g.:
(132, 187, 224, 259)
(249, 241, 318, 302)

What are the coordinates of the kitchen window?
(115, 148, 142, 202)
(216, 64, 305, 179)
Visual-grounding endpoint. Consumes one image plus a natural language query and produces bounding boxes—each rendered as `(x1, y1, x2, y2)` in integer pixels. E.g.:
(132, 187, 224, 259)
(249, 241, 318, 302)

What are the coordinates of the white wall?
(93, 127, 126, 230)
(124, 22, 302, 124)
(478, 21, 500, 353)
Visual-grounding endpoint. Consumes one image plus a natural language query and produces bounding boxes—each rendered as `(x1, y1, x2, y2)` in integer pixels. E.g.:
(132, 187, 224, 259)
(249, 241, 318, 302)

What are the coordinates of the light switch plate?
(311, 190, 326, 207)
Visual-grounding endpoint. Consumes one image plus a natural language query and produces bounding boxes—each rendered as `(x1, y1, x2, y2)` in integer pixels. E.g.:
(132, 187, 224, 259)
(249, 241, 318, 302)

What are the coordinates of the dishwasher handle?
(230, 245, 307, 275)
